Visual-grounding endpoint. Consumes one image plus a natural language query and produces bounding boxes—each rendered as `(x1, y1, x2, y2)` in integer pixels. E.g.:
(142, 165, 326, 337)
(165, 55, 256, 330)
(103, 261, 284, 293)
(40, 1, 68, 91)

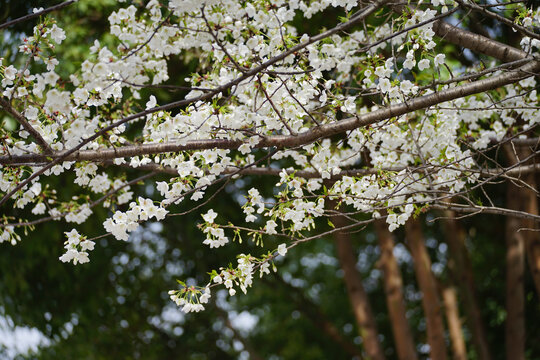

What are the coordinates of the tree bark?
(504, 190, 526, 360)
(374, 219, 418, 360)
(503, 145, 536, 360)
(330, 202, 386, 360)
(441, 285, 467, 360)
(442, 209, 493, 360)
(506, 146, 540, 297)
(405, 218, 447, 360)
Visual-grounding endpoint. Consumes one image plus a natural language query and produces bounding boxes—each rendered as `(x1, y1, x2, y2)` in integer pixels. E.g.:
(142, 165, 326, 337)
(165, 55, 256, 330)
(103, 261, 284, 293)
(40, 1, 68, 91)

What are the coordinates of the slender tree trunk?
(374, 219, 418, 360)
(442, 209, 493, 360)
(504, 191, 526, 360)
(441, 285, 467, 360)
(503, 145, 534, 360)
(405, 218, 447, 360)
(506, 146, 540, 297)
(330, 202, 386, 360)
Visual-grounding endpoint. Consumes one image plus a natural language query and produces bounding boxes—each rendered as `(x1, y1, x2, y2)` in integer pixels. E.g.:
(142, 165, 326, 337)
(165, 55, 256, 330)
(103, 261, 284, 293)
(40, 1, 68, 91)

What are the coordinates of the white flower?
(403, 50, 416, 70)
(200, 287, 211, 303)
(65, 229, 81, 242)
(74, 251, 90, 264)
(146, 95, 157, 109)
(45, 58, 59, 71)
(202, 209, 218, 223)
(31, 202, 46, 215)
(434, 53, 446, 66)
(259, 262, 270, 278)
(378, 78, 391, 93)
(25, 106, 39, 120)
(48, 24, 66, 44)
(238, 143, 251, 154)
(4, 65, 17, 81)
(400, 80, 417, 95)
(80, 240, 95, 251)
(59, 249, 78, 263)
(418, 58, 431, 71)
(277, 243, 288, 257)
(265, 220, 278, 235)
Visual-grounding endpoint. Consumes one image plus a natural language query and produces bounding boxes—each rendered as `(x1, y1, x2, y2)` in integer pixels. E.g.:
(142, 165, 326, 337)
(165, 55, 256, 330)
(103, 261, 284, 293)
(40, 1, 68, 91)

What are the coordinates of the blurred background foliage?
(0, 1, 539, 359)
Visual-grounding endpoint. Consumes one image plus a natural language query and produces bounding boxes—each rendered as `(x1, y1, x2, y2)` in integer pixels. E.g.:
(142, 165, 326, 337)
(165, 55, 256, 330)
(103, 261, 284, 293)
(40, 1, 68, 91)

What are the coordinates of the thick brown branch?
(3, 60, 539, 166)
(393, 3, 527, 62)
(432, 20, 527, 62)
(455, 0, 540, 42)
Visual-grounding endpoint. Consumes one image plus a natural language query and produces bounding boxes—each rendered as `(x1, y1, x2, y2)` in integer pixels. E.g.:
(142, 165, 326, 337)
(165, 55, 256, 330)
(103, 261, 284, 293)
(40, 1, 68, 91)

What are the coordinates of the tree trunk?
(442, 209, 493, 360)
(503, 145, 534, 360)
(374, 219, 418, 360)
(405, 218, 447, 360)
(330, 202, 386, 360)
(506, 146, 540, 297)
(441, 285, 467, 360)
(504, 191, 526, 360)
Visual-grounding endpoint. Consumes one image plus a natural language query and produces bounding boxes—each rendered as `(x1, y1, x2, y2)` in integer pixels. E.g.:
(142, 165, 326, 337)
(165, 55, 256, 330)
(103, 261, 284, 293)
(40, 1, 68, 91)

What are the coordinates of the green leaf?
(328, 219, 335, 228)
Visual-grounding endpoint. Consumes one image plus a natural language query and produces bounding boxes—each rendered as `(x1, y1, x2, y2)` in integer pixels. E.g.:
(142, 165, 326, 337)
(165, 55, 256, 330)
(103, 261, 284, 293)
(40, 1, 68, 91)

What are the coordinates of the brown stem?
(405, 218, 448, 360)
(374, 219, 418, 360)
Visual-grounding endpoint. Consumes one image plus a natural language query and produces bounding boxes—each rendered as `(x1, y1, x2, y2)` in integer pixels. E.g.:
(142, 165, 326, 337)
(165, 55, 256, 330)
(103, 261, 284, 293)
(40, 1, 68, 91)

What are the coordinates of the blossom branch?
(0, 0, 77, 30)
(0, 97, 53, 154)
(0, 0, 389, 206)
(2, 59, 539, 167)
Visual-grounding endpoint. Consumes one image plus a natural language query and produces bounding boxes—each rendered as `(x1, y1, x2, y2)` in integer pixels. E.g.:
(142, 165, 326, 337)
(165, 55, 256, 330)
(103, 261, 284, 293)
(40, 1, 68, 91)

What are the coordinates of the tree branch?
(0, 97, 53, 154)
(0, 0, 77, 30)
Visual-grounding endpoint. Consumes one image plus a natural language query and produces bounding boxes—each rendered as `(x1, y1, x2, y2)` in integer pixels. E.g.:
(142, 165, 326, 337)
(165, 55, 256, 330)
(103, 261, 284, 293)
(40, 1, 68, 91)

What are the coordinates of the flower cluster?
(168, 284, 211, 314)
(59, 229, 95, 265)
(103, 197, 168, 241)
